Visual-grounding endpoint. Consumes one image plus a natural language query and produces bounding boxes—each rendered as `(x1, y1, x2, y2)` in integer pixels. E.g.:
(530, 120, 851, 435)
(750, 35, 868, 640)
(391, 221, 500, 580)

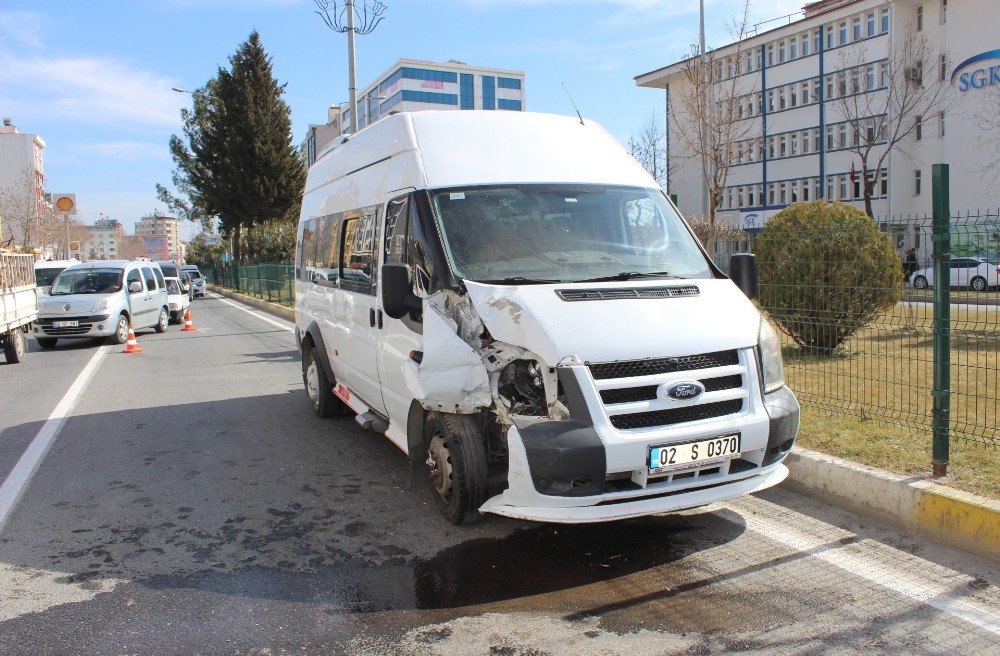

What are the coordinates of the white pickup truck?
(1, 252, 38, 364)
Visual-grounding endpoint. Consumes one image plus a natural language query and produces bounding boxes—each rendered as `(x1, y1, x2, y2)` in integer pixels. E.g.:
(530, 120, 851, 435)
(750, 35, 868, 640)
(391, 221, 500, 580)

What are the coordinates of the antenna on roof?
(561, 82, 584, 125)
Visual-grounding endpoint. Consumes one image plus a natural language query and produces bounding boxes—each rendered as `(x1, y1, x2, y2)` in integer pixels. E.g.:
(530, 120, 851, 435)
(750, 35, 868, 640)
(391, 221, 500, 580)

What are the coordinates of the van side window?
(384, 196, 409, 263)
(127, 269, 143, 293)
(299, 219, 317, 282)
(340, 211, 377, 295)
(141, 267, 157, 291)
(153, 268, 165, 289)
(314, 214, 340, 286)
(383, 195, 436, 297)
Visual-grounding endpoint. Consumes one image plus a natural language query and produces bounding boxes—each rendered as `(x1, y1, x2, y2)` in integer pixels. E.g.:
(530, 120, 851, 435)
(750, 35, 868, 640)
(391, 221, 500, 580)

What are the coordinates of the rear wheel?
(36, 336, 58, 349)
(970, 276, 987, 292)
(913, 275, 928, 290)
(3, 329, 27, 363)
(304, 347, 346, 418)
(424, 412, 489, 525)
(154, 308, 169, 333)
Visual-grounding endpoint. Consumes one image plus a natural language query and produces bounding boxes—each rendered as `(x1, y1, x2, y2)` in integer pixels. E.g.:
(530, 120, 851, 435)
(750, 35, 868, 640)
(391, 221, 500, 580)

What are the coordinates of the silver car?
(181, 266, 207, 298)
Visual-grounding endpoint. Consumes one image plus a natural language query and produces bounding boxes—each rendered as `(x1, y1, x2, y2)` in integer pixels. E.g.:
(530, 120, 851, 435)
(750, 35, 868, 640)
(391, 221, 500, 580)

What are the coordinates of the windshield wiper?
(577, 271, 681, 283)
(478, 276, 563, 285)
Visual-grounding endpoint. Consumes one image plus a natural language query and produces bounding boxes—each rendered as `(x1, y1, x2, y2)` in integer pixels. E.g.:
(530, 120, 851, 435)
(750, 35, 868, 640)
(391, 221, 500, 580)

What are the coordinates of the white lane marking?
(0, 345, 110, 532)
(741, 512, 1000, 636)
(211, 295, 295, 333)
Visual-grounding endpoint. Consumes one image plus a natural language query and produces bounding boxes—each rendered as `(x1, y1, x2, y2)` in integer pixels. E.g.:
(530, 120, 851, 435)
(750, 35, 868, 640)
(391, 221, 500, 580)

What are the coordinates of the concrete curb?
(783, 448, 999, 560)
(208, 286, 295, 322)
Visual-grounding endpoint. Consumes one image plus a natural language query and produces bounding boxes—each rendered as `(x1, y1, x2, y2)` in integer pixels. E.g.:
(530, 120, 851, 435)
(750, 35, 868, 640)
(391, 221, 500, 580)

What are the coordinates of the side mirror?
(129, 281, 143, 294)
(381, 263, 422, 319)
(729, 253, 758, 300)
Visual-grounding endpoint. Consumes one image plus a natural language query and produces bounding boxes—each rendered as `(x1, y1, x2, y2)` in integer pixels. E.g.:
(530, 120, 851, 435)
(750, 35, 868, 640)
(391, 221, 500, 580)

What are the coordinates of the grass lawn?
(779, 302, 1000, 499)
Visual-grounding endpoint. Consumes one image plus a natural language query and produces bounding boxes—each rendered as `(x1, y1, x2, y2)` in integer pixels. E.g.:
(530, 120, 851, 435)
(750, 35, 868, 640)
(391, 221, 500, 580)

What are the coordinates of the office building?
(135, 212, 182, 260)
(86, 218, 125, 260)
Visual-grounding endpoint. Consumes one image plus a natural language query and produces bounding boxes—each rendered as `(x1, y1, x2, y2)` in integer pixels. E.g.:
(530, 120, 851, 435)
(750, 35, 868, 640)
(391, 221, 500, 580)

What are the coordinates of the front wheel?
(970, 276, 987, 292)
(913, 275, 928, 290)
(424, 412, 489, 525)
(108, 314, 129, 345)
(154, 308, 169, 333)
(303, 348, 346, 418)
(3, 329, 27, 364)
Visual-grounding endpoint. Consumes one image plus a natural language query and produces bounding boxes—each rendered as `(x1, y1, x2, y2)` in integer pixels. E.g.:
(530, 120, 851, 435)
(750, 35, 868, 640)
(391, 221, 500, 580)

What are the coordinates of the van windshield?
(51, 269, 124, 295)
(430, 185, 712, 284)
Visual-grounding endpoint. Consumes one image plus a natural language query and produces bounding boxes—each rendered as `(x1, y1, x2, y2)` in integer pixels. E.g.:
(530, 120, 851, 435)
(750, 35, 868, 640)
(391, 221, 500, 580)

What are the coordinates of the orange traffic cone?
(182, 308, 197, 332)
(122, 323, 142, 353)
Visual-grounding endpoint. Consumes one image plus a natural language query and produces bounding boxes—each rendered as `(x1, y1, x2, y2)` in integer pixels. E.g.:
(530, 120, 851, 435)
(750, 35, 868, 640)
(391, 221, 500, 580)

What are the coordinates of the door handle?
(377, 309, 384, 329)
(369, 308, 376, 327)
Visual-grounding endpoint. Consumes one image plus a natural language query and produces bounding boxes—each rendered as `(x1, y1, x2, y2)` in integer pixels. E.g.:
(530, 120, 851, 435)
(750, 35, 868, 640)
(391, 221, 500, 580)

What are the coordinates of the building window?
(769, 184, 776, 205)
(790, 39, 797, 59)
(800, 82, 809, 104)
(826, 75, 835, 98)
(400, 90, 458, 106)
(914, 60, 923, 85)
(779, 135, 787, 157)
(941, 0, 947, 25)
(482, 75, 495, 109)
(939, 111, 946, 137)
(827, 125, 835, 149)
(790, 86, 798, 107)
(939, 54, 947, 81)
(853, 17, 861, 41)
(914, 169, 922, 195)
(748, 186, 756, 206)
(400, 67, 459, 83)
(839, 124, 847, 148)
(738, 187, 744, 207)
(497, 77, 521, 90)
(868, 12, 876, 36)
(915, 114, 923, 140)
(840, 176, 848, 199)
(917, 5, 923, 31)
(791, 132, 798, 155)
(767, 90, 775, 112)
(881, 8, 890, 33)
(802, 33, 810, 57)
(866, 120, 876, 143)
(838, 72, 848, 96)
(768, 136, 776, 158)
(497, 98, 522, 111)
(460, 73, 474, 110)
(881, 61, 890, 87)
(867, 65, 875, 90)
(839, 22, 847, 45)
(767, 44, 774, 66)
(779, 88, 786, 110)
(779, 41, 786, 63)
(814, 29, 821, 52)
(826, 25, 834, 49)
(803, 180, 811, 201)
(826, 177, 834, 199)
(852, 68, 861, 93)
(802, 130, 811, 154)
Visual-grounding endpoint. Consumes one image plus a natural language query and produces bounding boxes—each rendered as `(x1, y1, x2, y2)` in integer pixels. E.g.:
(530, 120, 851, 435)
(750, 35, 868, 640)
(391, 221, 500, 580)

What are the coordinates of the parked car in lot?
(34, 258, 80, 295)
(180, 265, 206, 297)
(35, 260, 169, 347)
(2, 252, 38, 364)
(164, 276, 191, 324)
(911, 257, 1000, 291)
(294, 111, 797, 526)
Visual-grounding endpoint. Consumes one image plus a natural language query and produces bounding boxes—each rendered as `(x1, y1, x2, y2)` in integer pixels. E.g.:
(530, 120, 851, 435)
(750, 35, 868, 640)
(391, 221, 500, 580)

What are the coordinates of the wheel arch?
(300, 321, 335, 378)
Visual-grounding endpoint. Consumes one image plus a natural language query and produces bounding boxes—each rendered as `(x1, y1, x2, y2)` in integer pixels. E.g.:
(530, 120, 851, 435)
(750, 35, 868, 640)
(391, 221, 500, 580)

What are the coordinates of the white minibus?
(295, 111, 798, 525)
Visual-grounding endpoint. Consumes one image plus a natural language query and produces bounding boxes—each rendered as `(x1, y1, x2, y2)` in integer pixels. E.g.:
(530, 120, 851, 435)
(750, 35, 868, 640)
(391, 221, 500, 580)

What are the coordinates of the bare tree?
(0, 168, 44, 250)
(668, 1, 756, 256)
(627, 114, 673, 189)
(835, 31, 955, 217)
(974, 87, 1000, 188)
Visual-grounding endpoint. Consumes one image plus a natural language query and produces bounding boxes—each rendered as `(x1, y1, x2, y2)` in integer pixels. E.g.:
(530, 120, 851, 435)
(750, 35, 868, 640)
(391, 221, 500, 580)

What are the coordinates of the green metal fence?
(207, 263, 295, 305)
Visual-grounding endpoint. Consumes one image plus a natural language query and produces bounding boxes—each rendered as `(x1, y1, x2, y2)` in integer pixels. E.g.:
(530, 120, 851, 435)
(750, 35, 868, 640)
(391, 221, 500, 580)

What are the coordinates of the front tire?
(303, 347, 346, 418)
(913, 275, 928, 290)
(424, 412, 489, 525)
(3, 329, 27, 363)
(970, 276, 987, 292)
(154, 308, 169, 333)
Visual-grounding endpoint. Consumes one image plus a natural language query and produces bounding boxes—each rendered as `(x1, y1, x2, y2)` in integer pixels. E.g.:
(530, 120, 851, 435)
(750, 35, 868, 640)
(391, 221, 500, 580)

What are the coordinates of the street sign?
(52, 194, 77, 214)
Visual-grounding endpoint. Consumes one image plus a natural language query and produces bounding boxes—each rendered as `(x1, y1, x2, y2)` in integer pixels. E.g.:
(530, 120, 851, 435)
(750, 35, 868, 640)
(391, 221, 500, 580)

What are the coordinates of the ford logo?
(664, 381, 704, 401)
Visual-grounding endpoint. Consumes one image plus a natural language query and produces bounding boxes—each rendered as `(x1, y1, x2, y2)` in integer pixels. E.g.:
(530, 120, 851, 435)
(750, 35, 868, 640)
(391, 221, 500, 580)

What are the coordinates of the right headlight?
(758, 317, 786, 394)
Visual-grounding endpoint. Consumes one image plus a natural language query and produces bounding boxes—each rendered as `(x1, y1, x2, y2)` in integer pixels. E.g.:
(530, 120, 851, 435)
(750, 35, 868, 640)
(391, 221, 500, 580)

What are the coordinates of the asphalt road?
(1, 294, 998, 655)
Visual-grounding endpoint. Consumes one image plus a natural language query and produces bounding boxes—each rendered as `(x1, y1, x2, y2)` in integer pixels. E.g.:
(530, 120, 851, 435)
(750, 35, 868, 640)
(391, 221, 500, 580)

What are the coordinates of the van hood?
(464, 279, 760, 366)
(40, 294, 110, 316)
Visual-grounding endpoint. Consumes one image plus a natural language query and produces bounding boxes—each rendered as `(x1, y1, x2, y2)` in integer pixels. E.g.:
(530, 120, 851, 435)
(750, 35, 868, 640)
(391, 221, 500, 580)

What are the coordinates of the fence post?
(931, 163, 950, 477)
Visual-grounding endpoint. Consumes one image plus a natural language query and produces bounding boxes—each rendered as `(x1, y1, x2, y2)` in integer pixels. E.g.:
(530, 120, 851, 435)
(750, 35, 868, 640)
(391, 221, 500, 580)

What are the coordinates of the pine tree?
(162, 30, 305, 264)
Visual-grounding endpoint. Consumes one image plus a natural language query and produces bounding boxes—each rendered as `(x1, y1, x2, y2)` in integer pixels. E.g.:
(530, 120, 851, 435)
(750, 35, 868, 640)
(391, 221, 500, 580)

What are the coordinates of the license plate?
(52, 320, 79, 328)
(648, 434, 741, 474)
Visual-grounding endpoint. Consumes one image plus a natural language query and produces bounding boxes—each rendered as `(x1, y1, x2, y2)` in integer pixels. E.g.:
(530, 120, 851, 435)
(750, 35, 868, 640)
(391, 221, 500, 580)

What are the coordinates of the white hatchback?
(164, 276, 191, 324)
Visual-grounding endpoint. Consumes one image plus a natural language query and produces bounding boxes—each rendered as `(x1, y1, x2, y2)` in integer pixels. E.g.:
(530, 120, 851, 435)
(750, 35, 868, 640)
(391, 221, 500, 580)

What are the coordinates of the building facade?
(135, 212, 182, 261)
(303, 105, 343, 167)
(0, 119, 46, 247)
(636, 0, 999, 246)
(342, 58, 526, 135)
(85, 218, 125, 260)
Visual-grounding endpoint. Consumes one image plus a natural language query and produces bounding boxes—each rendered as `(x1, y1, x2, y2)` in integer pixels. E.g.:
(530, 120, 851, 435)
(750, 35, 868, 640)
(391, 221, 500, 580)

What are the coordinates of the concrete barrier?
(208, 286, 295, 322)
(784, 448, 999, 560)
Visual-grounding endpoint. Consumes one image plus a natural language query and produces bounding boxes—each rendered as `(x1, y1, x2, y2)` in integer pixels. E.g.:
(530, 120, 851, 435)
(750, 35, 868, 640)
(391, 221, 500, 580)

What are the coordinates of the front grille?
(609, 399, 743, 430)
(37, 315, 103, 336)
(599, 374, 743, 405)
(556, 286, 699, 302)
(589, 350, 739, 380)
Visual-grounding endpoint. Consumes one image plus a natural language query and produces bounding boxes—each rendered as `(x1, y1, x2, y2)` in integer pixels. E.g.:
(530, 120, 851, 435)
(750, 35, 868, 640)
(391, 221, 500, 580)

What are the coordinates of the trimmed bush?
(755, 201, 902, 352)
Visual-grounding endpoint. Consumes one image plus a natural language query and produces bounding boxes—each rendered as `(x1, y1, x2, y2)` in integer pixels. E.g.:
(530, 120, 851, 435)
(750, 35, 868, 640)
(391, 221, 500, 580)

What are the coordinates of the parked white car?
(34, 258, 80, 295)
(911, 257, 1000, 291)
(35, 260, 169, 347)
(164, 276, 190, 324)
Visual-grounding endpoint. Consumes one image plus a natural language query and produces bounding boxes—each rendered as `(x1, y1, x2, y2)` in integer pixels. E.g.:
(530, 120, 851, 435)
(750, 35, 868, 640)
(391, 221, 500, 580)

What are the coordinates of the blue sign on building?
(951, 49, 1000, 91)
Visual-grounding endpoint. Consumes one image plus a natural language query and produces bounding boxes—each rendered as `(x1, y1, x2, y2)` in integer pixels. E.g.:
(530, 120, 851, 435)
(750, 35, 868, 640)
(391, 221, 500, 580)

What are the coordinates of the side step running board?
(355, 411, 389, 433)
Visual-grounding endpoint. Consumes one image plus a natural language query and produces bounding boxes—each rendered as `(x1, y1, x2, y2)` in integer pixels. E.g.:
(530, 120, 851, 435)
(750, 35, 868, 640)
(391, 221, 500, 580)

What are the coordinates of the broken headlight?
(498, 359, 547, 416)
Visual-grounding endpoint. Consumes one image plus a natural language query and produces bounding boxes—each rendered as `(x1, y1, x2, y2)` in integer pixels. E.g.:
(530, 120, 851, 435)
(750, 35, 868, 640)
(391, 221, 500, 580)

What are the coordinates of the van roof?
(309, 111, 657, 192)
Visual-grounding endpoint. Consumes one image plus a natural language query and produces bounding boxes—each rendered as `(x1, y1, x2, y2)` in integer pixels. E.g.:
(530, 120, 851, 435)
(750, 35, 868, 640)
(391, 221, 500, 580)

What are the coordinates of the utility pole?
(699, 0, 710, 219)
(346, 0, 358, 131)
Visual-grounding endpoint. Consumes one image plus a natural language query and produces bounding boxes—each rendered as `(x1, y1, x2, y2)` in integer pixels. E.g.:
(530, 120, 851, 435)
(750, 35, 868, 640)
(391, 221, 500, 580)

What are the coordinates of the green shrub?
(755, 201, 902, 352)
